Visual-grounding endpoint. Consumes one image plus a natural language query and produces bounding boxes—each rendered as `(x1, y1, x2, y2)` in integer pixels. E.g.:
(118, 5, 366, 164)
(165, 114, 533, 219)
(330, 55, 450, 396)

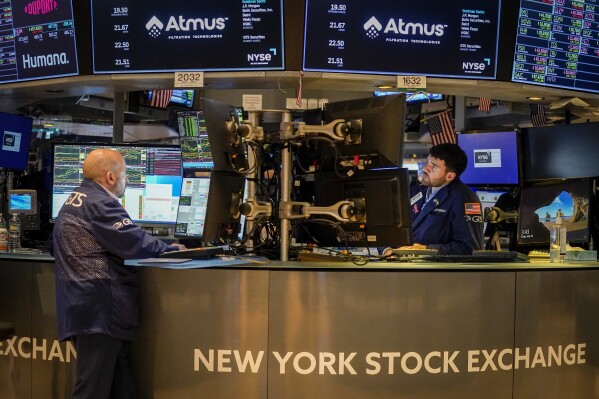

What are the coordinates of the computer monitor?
(517, 179, 592, 247)
(295, 168, 412, 248)
(457, 131, 520, 186)
(522, 123, 599, 181)
(51, 143, 183, 225)
(8, 190, 37, 215)
(0, 113, 34, 170)
(319, 94, 406, 172)
(178, 111, 213, 170)
(201, 98, 248, 173)
(175, 177, 211, 239)
(202, 171, 246, 245)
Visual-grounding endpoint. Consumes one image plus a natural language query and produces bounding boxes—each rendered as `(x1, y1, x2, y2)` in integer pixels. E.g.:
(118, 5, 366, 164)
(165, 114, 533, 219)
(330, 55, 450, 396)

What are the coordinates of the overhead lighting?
(527, 96, 545, 101)
(376, 84, 395, 89)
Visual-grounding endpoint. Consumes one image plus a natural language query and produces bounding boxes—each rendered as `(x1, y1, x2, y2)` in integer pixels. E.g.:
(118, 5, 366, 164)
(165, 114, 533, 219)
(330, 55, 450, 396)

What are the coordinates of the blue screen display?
(458, 131, 519, 186)
(0, 112, 33, 170)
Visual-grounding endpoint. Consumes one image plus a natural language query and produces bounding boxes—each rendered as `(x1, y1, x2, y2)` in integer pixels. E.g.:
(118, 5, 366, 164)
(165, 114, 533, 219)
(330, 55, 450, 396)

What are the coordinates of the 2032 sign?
(174, 72, 204, 88)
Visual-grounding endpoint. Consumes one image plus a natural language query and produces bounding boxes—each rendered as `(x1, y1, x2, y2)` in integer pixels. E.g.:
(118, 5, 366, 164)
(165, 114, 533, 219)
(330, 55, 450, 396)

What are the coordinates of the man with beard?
(395, 143, 484, 255)
(52, 148, 185, 398)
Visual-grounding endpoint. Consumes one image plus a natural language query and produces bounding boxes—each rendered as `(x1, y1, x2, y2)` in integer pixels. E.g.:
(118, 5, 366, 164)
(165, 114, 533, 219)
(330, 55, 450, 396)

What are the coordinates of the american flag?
(426, 111, 455, 146)
(478, 98, 492, 112)
(296, 71, 304, 108)
(530, 103, 549, 127)
(150, 89, 173, 109)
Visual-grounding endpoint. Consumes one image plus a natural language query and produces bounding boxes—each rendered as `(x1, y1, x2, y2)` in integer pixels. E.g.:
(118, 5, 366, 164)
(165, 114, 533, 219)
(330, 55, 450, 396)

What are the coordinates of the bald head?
(83, 149, 128, 197)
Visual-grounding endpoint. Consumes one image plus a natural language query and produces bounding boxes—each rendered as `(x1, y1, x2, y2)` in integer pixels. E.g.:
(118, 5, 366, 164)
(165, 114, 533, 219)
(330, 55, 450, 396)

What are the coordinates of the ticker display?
(512, 0, 599, 93)
(91, 0, 285, 73)
(303, 0, 501, 79)
(0, 0, 78, 83)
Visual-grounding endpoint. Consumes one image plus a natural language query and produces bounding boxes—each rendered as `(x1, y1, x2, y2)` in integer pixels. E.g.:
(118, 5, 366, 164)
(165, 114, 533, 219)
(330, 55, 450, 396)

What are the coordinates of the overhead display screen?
(0, 0, 78, 83)
(512, 0, 599, 93)
(91, 0, 285, 73)
(303, 0, 501, 79)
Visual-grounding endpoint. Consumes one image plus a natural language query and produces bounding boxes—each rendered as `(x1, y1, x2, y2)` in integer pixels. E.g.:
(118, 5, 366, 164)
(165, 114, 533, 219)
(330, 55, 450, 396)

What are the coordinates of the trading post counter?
(1, 253, 599, 399)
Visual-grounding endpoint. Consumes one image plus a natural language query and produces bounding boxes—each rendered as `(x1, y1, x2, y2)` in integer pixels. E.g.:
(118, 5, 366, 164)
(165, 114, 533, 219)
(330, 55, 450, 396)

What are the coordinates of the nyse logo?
(24, 0, 57, 16)
(463, 62, 486, 71)
(475, 151, 493, 164)
(4, 133, 14, 147)
(247, 49, 276, 64)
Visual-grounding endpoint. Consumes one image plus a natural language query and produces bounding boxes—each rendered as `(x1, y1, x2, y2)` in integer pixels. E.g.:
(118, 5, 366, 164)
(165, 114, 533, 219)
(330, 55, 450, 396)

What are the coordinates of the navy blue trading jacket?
(53, 178, 176, 341)
(409, 179, 484, 255)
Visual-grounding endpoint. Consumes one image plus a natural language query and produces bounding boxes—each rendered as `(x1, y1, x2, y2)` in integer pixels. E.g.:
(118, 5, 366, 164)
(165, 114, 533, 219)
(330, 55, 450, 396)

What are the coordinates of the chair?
(0, 320, 15, 340)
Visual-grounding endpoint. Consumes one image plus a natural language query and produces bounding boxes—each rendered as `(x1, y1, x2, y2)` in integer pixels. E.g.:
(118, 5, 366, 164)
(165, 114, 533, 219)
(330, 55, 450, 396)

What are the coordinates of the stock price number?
(115, 58, 130, 67)
(114, 41, 130, 50)
(113, 24, 129, 32)
(330, 22, 346, 30)
(330, 4, 347, 11)
(327, 57, 344, 66)
(113, 7, 128, 16)
(329, 39, 345, 48)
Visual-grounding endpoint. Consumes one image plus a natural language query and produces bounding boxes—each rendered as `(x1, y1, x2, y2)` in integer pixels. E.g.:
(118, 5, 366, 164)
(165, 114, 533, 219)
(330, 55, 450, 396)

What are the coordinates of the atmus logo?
(364, 16, 446, 39)
(146, 15, 227, 38)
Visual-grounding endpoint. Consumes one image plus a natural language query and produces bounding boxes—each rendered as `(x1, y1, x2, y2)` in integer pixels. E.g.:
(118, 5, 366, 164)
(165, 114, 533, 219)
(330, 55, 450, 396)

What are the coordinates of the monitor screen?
(202, 98, 248, 173)
(178, 111, 214, 170)
(8, 190, 37, 215)
(374, 91, 444, 104)
(90, 0, 285, 73)
(51, 143, 183, 225)
(149, 89, 195, 108)
(175, 177, 211, 238)
(0, 0, 78, 84)
(517, 179, 592, 247)
(512, 0, 599, 93)
(522, 123, 599, 181)
(457, 131, 519, 185)
(319, 94, 406, 171)
(0, 112, 33, 170)
(295, 168, 412, 248)
(202, 171, 246, 245)
(303, 0, 500, 79)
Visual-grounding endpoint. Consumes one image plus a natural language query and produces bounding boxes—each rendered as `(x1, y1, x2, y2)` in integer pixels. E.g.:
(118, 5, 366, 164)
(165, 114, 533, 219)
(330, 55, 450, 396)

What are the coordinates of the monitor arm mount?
(279, 119, 363, 144)
(484, 207, 518, 251)
(279, 198, 366, 223)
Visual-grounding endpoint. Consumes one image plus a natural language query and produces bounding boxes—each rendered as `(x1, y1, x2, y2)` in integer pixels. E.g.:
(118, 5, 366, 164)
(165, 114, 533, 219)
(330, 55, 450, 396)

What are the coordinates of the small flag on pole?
(478, 98, 492, 112)
(296, 71, 304, 108)
(426, 110, 456, 146)
(530, 103, 549, 127)
(150, 89, 173, 109)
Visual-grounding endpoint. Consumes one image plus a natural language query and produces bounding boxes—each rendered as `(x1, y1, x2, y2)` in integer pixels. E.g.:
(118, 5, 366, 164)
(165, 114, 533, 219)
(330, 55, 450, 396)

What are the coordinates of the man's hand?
(170, 243, 187, 251)
(383, 243, 427, 256)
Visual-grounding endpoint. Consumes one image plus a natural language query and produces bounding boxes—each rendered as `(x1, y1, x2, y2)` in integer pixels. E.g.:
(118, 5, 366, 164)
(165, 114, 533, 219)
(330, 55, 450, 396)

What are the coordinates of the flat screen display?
(52, 143, 183, 225)
(0, 0, 78, 83)
(175, 177, 210, 238)
(303, 0, 500, 79)
(178, 111, 213, 170)
(512, 0, 599, 93)
(458, 131, 519, 185)
(9, 192, 33, 212)
(522, 123, 599, 181)
(518, 179, 591, 246)
(91, 0, 284, 73)
(0, 112, 33, 170)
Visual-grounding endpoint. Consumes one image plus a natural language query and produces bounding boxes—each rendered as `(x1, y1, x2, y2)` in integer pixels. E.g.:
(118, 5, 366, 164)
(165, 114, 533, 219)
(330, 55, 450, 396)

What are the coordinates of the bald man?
(52, 149, 185, 399)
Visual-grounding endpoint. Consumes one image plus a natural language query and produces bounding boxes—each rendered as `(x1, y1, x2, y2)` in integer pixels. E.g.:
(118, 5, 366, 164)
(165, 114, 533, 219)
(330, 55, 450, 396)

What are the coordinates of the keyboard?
(391, 249, 439, 257)
(472, 250, 529, 262)
(159, 247, 224, 260)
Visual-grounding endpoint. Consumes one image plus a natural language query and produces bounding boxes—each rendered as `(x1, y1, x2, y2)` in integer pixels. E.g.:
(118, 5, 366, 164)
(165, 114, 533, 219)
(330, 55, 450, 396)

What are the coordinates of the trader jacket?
(409, 179, 484, 255)
(53, 178, 175, 341)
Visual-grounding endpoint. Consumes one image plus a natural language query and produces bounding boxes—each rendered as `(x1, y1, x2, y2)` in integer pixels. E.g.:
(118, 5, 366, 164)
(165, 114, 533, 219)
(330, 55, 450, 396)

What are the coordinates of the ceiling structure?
(3, 71, 599, 136)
